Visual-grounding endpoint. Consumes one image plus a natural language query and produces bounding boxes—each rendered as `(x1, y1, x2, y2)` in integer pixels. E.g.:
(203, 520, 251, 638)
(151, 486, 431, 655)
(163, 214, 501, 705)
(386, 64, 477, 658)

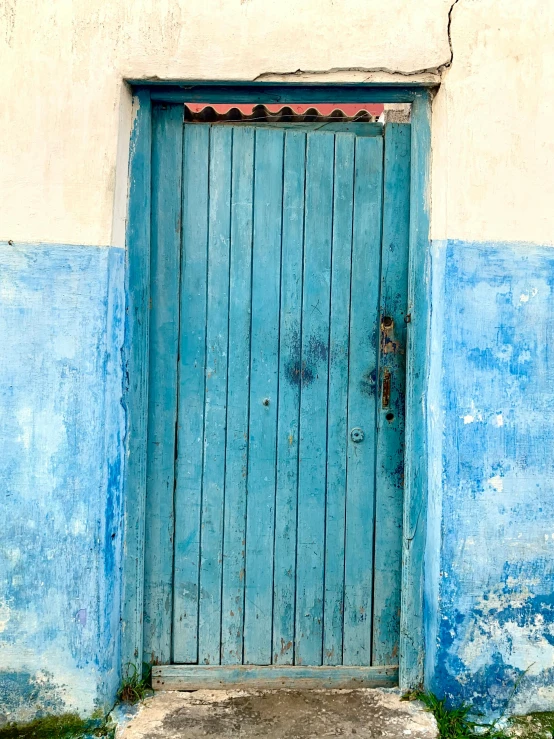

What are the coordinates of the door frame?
(122, 81, 434, 690)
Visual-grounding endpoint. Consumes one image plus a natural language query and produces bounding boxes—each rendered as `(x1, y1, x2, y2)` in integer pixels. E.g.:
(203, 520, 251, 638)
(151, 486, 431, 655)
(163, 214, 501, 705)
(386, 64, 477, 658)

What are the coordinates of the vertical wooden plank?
(322, 132, 355, 666)
(343, 135, 383, 666)
(401, 92, 432, 689)
(372, 124, 411, 666)
(198, 126, 233, 665)
(243, 128, 284, 665)
(221, 127, 255, 664)
(295, 132, 334, 666)
(123, 89, 151, 668)
(143, 103, 183, 664)
(272, 130, 306, 665)
(172, 124, 210, 663)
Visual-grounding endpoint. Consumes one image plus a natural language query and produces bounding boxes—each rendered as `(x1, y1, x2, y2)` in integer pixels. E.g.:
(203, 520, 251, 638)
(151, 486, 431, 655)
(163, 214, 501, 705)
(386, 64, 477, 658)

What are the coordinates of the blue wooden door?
(144, 108, 411, 676)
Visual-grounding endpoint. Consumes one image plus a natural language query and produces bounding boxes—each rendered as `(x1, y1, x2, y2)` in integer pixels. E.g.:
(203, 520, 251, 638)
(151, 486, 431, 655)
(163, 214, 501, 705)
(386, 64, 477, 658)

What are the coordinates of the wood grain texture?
(372, 124, 411, 666)
(173, 124, 210, 664)
(144, 83, 420, 105)
(221, 126, 255, 665)
(342, 136, 383, 666)
(323, 132, 355, 666)
(143, 103, 183, 664)
(294, 132, 334, 666)
(272, 130, 306, 665)
(198, 126, 233, 665)
(243, 128, 284, 665)
(147, 118, 413, 672)
(401, 92, 432, 689)
(153, 664, 398, 690)
(197, 123, 383, 136)
(122, 89, 151, 668)
(130, 89, 429, 689)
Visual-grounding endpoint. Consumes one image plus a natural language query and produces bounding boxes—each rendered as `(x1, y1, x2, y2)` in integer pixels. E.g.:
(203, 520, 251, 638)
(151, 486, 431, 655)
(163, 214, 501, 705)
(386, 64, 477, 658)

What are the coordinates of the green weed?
(0, 714, 114, 739)
(411, 692, 510, 739)
(116, 663, 151, 705)
(408, 665, 537, 739)
(509, 712, 554, 739)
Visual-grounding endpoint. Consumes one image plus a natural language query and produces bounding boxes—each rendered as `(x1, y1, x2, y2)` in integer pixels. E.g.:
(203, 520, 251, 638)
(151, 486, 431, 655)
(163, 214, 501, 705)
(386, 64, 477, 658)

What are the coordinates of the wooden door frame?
(122, 81, 434, 690)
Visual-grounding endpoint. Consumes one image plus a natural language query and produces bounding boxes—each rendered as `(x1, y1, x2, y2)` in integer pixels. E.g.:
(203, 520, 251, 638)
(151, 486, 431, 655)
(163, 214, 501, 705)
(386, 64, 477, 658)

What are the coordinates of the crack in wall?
(254, 0, 461, 82)
(440, 0, 462, 71)
(254, 66, 443, 81)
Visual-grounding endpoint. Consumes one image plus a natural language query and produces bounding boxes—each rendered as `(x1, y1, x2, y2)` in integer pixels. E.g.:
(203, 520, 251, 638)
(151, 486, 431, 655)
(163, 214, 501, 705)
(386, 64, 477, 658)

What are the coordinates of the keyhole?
(263, 398, 270, 406)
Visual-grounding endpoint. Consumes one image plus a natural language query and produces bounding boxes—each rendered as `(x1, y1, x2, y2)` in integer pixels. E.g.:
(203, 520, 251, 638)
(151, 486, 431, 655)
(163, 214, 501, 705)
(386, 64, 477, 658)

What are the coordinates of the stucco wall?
(2, 0, 554, 247)
(0, 0, 449, 248)
(1, 0, 554, 723)
(426, 241, 554, 716)
(432, 1, 554, 245)
(0, 244, 125, 722)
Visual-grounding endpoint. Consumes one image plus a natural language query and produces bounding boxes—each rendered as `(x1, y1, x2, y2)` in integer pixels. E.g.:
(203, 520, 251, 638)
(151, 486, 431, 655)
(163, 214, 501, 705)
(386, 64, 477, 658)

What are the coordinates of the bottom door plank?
(153, 665, 398, 690)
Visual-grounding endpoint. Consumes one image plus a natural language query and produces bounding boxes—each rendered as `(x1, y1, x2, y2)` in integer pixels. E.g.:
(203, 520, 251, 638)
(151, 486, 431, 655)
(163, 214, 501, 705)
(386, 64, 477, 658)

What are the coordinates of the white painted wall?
(0, 0, 553, 247)
(432, 0, 554, 245)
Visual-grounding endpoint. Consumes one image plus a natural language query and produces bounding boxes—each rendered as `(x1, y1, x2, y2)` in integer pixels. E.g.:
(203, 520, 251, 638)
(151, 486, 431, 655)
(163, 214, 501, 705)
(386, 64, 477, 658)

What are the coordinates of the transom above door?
(143, 105, 411, 685)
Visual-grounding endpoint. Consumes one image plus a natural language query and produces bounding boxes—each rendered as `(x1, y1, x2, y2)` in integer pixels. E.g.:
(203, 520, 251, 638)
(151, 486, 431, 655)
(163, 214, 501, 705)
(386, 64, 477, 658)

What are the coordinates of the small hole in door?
(386, 412, 394, 422)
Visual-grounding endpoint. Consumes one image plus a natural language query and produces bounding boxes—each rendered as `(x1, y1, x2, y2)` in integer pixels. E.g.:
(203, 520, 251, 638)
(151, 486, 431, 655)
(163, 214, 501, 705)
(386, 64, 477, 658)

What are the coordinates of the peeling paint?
(488, 475, 504, 493)
(427, 240, 554, 716)
(0, 243, 125, 723)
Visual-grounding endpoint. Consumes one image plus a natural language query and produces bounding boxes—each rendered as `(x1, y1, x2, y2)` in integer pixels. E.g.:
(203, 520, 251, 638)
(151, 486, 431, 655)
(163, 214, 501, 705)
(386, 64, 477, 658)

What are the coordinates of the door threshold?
(152, 665, 398, 690)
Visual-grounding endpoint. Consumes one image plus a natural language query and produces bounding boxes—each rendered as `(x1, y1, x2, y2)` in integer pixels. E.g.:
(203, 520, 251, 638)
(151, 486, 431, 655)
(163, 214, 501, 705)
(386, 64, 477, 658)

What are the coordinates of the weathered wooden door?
(145, 106, 411, 687)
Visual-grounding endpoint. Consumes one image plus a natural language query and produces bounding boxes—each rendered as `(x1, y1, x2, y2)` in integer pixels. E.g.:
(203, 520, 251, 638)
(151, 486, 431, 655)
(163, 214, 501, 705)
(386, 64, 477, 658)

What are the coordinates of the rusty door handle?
(382, 369, 391, 409)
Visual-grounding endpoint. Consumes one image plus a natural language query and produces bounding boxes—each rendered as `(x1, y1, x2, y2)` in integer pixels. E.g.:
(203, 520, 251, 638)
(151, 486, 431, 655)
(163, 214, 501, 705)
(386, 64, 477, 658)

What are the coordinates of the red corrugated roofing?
(186, 102, 384, 117)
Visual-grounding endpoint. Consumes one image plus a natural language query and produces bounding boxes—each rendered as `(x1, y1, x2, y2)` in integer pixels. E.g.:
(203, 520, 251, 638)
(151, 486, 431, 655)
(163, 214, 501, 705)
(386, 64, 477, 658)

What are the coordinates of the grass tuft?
(0, 714, 114, 739)
(408, 692, 510, 739)
(116, 663, 152, 705)
(408, 667, 538, 739)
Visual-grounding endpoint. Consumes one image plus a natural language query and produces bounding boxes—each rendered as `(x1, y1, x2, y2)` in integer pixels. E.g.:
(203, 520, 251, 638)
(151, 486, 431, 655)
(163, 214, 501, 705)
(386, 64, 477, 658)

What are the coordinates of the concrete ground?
(117, 688, 438, 739)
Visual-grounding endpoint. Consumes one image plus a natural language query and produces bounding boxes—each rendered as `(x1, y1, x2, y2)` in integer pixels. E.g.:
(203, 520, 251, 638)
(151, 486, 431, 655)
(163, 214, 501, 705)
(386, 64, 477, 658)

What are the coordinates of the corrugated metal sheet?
(184, 103, 381, 123)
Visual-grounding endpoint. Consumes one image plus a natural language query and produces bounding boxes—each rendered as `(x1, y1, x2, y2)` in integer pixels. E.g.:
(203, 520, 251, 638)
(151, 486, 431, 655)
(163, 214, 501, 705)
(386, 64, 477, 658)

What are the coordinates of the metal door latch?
(382, 369, 391, 408)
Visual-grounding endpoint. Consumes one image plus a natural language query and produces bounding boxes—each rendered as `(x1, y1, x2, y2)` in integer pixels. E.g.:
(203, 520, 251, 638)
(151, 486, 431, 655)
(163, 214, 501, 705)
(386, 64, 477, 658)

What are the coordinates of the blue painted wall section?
(2, 233, 554, 721)
(0, 243, 125, 723)
(426, 240, 554, 716)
